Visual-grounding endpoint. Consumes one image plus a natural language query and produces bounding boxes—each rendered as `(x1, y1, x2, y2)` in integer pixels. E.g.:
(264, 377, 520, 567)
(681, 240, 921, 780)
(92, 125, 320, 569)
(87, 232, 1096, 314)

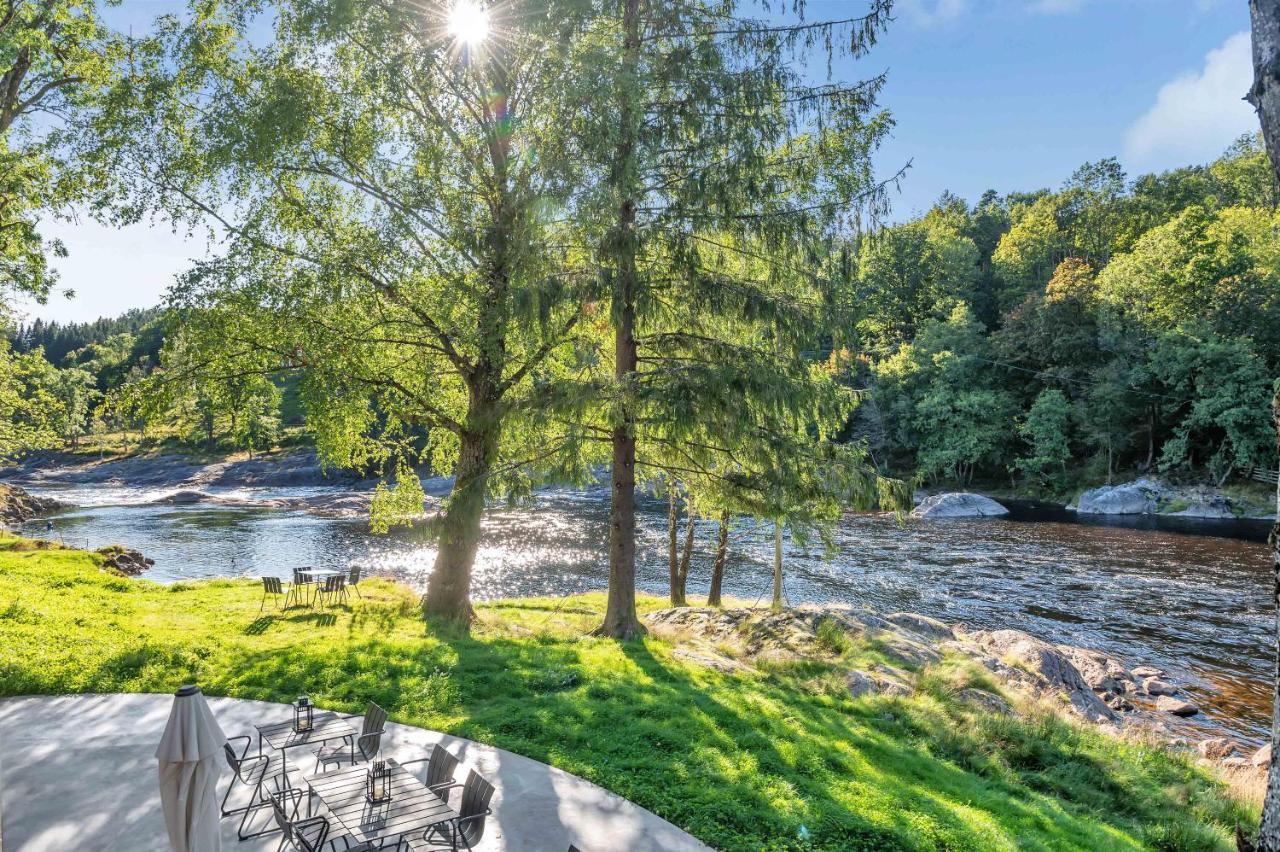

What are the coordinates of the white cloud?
(1124, 31, 1258, 171)
(898, 0, 968, 26)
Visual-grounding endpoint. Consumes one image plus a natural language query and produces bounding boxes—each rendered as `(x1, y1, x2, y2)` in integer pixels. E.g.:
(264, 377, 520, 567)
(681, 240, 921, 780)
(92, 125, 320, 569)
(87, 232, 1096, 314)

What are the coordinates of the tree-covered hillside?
(844, 134, 1278, 491)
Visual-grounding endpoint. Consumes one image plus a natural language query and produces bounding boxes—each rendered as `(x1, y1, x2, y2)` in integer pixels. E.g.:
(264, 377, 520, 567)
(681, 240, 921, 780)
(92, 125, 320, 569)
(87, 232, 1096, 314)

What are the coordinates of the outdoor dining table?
(256, 710, 356, 776)
(304, 757, 461, 850)
(295, 568, 342, 606)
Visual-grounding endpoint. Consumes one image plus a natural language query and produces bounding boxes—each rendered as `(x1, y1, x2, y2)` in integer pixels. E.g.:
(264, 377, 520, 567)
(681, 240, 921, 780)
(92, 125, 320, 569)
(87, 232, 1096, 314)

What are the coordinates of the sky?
(19, 0, 1259, 326)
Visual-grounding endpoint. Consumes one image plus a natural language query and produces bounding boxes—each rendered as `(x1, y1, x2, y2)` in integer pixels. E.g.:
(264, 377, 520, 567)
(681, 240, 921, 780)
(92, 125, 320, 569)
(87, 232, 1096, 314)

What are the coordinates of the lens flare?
(447, 1, 489, 47)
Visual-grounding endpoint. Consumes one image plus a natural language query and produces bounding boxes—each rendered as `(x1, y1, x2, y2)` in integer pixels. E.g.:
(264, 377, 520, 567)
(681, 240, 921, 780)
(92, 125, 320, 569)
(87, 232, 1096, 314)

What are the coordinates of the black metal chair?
(264, 775, 369, 852)
(415, 769, 495, 851)
(317, 574, 347, 608)
(315, 701, 387, 772)
(346, 566, 364, 599)
(292, 566, 316, 606)
(220, 735, 281, 840)
(260, 576, 288, 612)
(399, 743, 462, 803)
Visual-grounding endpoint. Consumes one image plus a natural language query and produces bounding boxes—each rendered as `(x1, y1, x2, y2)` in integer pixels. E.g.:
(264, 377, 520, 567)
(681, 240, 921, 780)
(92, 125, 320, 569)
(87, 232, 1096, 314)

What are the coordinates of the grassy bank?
(0, 536, 1253, 851)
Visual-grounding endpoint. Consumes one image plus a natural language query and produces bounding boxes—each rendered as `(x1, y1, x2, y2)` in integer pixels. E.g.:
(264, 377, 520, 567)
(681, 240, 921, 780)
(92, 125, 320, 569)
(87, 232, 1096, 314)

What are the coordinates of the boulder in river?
(1141, 676, 1178, 696)
(911, 492, 1009, 519)
(1073, 478, 1165, 515)
(1155, 695, 1199, 717)
(1165, 493, 1235, 519)
(152, 490, 210, 505)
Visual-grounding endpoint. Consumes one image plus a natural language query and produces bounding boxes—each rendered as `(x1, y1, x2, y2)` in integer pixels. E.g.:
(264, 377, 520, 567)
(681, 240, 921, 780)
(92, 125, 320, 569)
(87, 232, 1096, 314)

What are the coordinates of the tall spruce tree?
(569, 0, 900, 637)
(101, 0, 597, 623)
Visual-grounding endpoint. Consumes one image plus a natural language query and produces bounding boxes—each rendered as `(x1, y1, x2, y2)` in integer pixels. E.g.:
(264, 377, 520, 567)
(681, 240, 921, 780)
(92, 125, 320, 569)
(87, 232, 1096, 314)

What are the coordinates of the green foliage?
(0, 539, 1253, 851)
(1014, 389, 1072, 486)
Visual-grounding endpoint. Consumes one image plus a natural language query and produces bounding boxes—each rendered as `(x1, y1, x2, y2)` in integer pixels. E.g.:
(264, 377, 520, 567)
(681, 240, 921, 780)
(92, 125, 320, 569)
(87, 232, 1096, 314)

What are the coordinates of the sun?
(447, 1, 490, 47)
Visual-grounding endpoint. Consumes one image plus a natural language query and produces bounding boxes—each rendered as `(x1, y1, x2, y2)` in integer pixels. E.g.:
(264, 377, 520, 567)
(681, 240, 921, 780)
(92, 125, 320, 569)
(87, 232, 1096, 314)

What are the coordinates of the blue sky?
(22, 0, 1258, 324)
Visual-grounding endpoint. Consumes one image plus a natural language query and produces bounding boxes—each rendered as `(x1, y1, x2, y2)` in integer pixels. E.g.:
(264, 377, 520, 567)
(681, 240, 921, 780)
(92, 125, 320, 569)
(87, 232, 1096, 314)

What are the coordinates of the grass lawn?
(0, 536, 1254, 851)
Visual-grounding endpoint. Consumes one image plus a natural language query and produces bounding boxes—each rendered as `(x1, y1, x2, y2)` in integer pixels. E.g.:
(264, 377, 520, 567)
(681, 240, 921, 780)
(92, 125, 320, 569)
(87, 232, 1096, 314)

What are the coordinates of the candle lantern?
(366, 759, 393, 804)
(293, 696, 314, 734)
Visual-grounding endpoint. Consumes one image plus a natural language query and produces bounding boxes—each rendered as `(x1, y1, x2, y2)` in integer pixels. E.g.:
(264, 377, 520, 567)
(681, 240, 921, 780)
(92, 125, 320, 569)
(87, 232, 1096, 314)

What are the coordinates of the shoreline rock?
(96, 544, 155, 576)
(1071, 477, 1271, 520)
(912, 492, 1009, 519)
(645, 604, 1221, 749)
(0, 483, 67, 524)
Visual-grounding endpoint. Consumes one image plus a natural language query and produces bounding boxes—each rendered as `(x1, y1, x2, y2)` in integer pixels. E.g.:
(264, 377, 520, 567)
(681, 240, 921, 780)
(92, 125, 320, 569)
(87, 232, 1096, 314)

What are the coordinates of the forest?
(8, 135, 1277, 497)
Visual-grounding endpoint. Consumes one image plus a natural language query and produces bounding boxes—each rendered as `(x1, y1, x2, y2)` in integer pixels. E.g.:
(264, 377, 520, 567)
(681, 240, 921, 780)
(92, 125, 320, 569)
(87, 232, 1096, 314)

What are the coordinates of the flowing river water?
(16, 482, 1274, 744)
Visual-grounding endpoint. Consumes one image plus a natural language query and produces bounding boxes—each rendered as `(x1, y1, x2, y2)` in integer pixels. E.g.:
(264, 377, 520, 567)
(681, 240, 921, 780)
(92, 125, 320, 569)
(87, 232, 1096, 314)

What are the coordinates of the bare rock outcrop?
(960, 628, 1118, 723)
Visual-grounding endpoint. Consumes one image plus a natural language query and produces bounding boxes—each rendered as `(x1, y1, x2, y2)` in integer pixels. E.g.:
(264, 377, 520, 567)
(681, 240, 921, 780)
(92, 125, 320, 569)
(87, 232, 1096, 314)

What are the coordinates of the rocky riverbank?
(0, 483, 66, 524)
(645, 604, 1270, 775)
(1070, 477, 1273, 519)
(0, 448, 451, 520)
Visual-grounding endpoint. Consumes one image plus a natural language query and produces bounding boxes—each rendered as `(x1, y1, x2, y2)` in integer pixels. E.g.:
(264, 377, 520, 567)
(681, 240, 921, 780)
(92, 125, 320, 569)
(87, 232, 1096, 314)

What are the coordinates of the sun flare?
(447, 1, 490, 47)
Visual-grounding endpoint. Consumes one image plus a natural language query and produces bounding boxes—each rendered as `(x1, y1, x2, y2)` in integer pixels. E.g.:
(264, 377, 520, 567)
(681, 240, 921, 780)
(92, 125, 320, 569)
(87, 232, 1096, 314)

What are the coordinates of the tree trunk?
(1249, 7, 1280, 845)
(667, 485, 680, 605)
(708, 510, 729, 607)
(771, 520, 784, 613)
(597, 0, 646, 640)
(423, 424, 497, 623)
(674, 507, 694, 606)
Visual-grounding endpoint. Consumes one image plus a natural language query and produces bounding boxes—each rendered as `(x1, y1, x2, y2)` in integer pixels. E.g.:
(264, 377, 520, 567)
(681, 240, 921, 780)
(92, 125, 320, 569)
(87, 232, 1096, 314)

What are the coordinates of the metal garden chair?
(317, 574, 347, 608)
(220, 734, 284, 840)
(260, 576, 288, 612)
(346, 566, 364, 599)
(413, 769, 495, 851)
(399, 743, 462, 804)
(293, 566, 317, 606)
(265, 775, 368, 852)
(315, 701, 387, 772)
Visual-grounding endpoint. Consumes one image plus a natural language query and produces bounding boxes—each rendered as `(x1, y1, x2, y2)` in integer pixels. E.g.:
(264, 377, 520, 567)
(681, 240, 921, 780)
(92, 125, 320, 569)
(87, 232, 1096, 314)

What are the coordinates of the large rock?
(96, 545, 154, 575)
(1252, 743, 1272, 767)
(1141, 677, 1178, 696)
(963, 629, 1117, 723)
(1056, 645, 1130, 694)
(911, 492, 1009, 519)
(1074, 478, 1165, 515)
(0, 483, 65, 524)
(1165, 493, 1235, 519)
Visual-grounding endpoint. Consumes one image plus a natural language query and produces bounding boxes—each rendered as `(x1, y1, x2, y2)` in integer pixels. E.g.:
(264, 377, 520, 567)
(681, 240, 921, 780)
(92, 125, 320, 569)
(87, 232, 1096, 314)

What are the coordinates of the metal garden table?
(256, 711, 356, 776)
(305, 758, 460, 850)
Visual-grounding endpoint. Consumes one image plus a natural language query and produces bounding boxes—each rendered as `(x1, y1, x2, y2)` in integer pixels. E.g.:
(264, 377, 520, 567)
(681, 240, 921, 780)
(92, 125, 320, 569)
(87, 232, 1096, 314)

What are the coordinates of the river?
(15, 482, 1274, 744)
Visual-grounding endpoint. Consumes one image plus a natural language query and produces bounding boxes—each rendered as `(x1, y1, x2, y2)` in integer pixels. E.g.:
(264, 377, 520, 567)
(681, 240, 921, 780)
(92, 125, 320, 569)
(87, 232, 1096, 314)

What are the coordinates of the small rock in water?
(1196, 738, 1237, 760)
(1252, 743, 1272, 767)
(1141, 676, 1178, 696)
(1155, 695, 1198, 717)
(1130, 665, 1164, 679)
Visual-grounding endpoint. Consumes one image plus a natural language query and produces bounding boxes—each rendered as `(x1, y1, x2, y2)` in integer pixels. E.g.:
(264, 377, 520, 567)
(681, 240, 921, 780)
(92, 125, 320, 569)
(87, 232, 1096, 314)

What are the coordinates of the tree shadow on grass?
(55, 619, 1244, 852)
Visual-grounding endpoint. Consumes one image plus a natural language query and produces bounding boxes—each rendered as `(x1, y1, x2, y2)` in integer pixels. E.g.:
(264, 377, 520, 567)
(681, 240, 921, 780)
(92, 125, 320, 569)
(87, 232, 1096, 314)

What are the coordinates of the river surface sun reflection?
(20, 484, 1274, 744)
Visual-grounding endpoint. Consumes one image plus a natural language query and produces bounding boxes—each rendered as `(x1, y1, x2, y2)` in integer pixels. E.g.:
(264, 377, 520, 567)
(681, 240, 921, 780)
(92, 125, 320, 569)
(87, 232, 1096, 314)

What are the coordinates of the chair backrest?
(293, 566, 309, 583)
(458, 769, 495, 845)
(266, 777, 294, 837)
(356, 701, 387, 760)
(426, 743, 460, 794)
(222, 742, 242, 775)
(347, 566, 361, 584)
(323, 575, 344, 593)
(262, 576, 283, 594)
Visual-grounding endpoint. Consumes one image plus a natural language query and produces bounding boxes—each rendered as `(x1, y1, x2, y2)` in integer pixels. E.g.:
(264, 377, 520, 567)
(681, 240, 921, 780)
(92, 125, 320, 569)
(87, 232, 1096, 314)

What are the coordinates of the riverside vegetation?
(0, 534, 1257, 851)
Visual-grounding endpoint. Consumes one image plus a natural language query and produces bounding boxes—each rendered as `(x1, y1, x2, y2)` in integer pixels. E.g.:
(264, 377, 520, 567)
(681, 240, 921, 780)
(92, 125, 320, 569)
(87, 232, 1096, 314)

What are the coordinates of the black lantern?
(293, 696, 314, 734)
(366, 759, 393, 804)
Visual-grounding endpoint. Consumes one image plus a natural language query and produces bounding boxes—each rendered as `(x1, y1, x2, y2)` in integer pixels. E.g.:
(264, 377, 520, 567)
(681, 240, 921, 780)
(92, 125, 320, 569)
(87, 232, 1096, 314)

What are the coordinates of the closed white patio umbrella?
(156, 685, 228, 852)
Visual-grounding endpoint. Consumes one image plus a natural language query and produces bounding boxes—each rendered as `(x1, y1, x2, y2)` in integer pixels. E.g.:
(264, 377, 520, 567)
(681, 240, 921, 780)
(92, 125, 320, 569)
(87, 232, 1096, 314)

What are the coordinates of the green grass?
(0, 536, 1254, 851)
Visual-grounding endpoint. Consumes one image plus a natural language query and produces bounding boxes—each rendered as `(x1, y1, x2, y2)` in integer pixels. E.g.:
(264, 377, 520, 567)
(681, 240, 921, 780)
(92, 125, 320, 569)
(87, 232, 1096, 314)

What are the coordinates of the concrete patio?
(0, 693, 711, 852)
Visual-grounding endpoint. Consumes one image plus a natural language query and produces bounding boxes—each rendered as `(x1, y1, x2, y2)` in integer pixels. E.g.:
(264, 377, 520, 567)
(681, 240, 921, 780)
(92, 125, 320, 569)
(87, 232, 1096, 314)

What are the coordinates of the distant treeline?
(12, 307, 166, 369)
